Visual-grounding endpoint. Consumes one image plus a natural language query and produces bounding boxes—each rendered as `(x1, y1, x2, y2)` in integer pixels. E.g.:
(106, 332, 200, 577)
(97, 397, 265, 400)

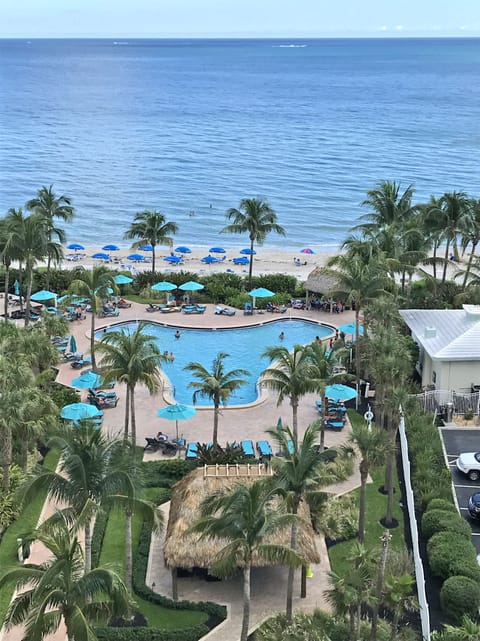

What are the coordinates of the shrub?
(427, 531, 478, 580)
(314, 495, 358, 542)
(448, 560, 480, 584)
(426, 498, 457, 513)
(421, 509, 472, 540)
(141, 459, 196, 488)
(440, 576, 480, 624)
(0, 465, 25, 531)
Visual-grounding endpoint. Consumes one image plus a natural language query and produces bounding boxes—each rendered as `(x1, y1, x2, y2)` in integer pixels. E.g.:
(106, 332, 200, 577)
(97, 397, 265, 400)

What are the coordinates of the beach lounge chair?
(146, 304, 159, 312)
(244, 302, 253, 316)
(100, 306, 120, 318)
(144, 437, 161, 451)
(116, 299, 131, 309)
(89, 394, 119, 410)
(241, 440, 255, 458)
(215, 305, 236, 316)
(324, 419, 345, 431)
(256, 440, 273, 461)
(70, 356, 92, 369)
(186, 442, 198, 459)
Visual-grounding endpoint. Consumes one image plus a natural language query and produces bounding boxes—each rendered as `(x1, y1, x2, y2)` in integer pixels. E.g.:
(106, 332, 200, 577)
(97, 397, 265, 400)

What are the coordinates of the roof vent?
(424, 327, 437, 338)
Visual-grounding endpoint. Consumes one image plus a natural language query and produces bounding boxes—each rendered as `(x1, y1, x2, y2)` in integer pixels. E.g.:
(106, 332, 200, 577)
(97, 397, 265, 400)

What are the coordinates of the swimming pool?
(99, 319, 333, 406)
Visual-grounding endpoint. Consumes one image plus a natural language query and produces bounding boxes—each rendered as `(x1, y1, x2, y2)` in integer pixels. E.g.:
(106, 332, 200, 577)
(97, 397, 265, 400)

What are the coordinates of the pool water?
(99, 319, 333, 406)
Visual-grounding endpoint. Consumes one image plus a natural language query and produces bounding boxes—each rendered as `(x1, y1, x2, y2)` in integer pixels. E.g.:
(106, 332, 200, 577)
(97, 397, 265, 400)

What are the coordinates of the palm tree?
(0, 217, 17, 323)
(358, 181, 416, 231)
(69, 265, 115, 370)
(431, 616, 480, 641)
(124, 209, 178, 275)
(458, 198, 480, 290)
(184, 352, 248, 445)
(20, 424, 135, 573)
(0, 512, 130, 641)
(26, 184, 74, 290)
(269, 422, 325, 621)
(98, 322, 164, 444)
(261, 344, 317, 442)
(189, 480, 303, 641)
(222, 198, 285, 288)
(438, 191, 471, 283)
(349, 423, 390, 543)
(383, 573, 418, 641)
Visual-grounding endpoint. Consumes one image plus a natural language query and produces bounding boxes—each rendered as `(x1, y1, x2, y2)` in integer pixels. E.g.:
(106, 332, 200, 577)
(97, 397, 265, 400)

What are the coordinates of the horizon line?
(1, 34, 480, 40)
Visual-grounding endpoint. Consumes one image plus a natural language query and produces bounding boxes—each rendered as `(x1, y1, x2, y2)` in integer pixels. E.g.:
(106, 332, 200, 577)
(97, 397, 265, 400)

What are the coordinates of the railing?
(411, 389, 480, 416)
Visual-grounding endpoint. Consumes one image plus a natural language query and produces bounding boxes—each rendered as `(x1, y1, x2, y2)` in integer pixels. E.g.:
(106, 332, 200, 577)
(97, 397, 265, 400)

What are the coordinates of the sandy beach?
(58, 245, 337, 281)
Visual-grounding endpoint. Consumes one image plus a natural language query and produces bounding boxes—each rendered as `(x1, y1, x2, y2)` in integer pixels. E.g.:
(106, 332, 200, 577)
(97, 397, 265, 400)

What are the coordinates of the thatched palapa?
(163, 465, 320, 569)
(304, 266, 339, 296)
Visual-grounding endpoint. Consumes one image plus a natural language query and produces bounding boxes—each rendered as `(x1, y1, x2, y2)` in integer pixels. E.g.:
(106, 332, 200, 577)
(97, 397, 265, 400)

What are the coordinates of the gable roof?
(399, 307, 480, 361)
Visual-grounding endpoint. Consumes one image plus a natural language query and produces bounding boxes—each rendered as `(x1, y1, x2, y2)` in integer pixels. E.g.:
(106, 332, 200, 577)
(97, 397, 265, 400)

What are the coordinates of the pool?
(98, 319, 333, 406)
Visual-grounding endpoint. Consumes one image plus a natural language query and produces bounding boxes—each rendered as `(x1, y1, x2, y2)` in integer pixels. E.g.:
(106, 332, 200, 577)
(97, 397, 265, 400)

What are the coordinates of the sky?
(1, 0, 480, 38)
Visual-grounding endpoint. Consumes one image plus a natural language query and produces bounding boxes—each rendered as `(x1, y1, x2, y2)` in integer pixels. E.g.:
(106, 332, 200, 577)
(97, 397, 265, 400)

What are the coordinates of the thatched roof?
(304, 267, 339, 294)
(163, 465, 320, 569)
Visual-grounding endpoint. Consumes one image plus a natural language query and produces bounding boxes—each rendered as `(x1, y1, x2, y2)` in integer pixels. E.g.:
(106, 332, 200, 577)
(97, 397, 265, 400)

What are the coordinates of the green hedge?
(141, 460, 196, 489)
(421, 509, 472, 540)
(95, 625, 209, 641)
(427, 531, 478, 580)
(440, 576, 480, 624)
(425, 498, 457, 513)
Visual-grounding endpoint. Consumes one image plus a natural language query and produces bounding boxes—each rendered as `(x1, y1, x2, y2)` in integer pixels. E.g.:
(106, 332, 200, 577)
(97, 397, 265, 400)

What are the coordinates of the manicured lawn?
(0, 449, 60, 627)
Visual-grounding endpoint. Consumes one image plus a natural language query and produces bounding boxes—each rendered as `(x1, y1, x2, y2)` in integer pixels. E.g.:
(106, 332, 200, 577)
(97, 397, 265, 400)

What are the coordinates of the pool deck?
(2, 303, 359, 641)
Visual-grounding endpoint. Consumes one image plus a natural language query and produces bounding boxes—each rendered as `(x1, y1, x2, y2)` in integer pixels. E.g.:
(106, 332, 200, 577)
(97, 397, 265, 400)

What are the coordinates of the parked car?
(456, 452, 480, 481)
(468, 492, 480, 519)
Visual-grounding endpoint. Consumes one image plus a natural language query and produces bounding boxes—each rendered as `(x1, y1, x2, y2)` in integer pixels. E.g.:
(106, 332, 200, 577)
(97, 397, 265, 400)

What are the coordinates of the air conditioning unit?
(424, 327, 437, 338)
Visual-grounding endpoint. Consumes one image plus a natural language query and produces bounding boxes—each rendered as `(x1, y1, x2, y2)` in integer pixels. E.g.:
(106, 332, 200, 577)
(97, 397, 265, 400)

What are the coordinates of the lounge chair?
(244, 302, 253, 316)
(116, 299, 131, 309)
(89, 394, 119, 409)
(241, 440, 255, 458)
(215, 305, 236, 316)
(160, 306, 181, 313)
(324, 419, 345, 431)
(100, 307, 120, 318)
(146, 303, 159, 312)
(186, 442, 198, 459)
(70, 356, 92, 369)
(256, 440, 273, 460)
(145, 437, 161, 451)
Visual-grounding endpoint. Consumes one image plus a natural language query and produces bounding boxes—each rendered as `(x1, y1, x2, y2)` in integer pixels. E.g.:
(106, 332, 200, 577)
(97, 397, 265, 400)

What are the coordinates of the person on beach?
(279, 331, 285, 340)
(174, 330, 181, 339)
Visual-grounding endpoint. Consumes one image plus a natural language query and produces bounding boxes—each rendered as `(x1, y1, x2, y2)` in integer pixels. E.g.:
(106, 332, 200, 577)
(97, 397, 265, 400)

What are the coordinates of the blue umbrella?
(67, 243, 85, 251)
(71, 371, 103, 390)
(102, 244, 119, 251)
(157, 404, 196, 439)
(60, 403, 103, 421)
(325, 384, 357, 403)
(209, 247, 226, 254)
(139, 244, 153, 251)
(175, 246, 191, 254)
(240, 248, 256, 255)
(151, 281, 177, 291)
(127, 254, 145, 261)
(248, 287, 275, 309)
(31, 289, 57, 303)
(201, 255, 219, 264)
(233, 257, 249, 265)
(69, 335, 77, 354)
(92, 252, 110, 260)
(13, 279, 20, 296)
(338, 322, 364, 337)
(114, 274, 133, 285)
(163, 256, 183, 264)
(179, 281, 204, 292)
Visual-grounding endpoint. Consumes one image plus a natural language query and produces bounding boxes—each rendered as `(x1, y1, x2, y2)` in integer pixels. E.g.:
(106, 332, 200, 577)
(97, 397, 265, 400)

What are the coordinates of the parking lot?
(441, 427, 480, 553)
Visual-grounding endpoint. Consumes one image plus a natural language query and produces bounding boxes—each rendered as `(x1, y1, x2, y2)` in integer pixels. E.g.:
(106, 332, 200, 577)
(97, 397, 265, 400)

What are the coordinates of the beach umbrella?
(338, 322, 364, 337)
(127, 253, 145, 261)
(157, 404, 196, 440)
(325, 384, 357, 403)
(71, 371, 103, 390)
(201, 255, 219, 264)
(69, 335, 77, 354)
(31, 290, 57, 306)
(92, 252, 110, 260)
(139, 244, 153, 251)
(240, 248, 256, 255)
(301, 248, 315, 254)
(60, 403, 103, 421)
(248, 287, 274, 309)
(233, 256, 249, 265)
(175, 246, 191, 254)
(179, 281, 204, 292)
(67, 243, 85, 251)
(209, 247, 226, 253)
(152, 280, 177, 303)
(13, 279, 20, 296)
(114, 274, 133, 285)
(102, 244, 119, 252)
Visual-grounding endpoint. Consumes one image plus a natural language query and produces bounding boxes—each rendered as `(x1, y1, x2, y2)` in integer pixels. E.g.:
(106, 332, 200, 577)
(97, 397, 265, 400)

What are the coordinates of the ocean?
(0, 38, 479, 249)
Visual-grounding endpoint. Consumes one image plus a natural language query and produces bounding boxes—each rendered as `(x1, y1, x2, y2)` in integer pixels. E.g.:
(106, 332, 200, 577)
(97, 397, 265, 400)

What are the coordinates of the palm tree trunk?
(1, 425, 12, 491)
(442, 240, 450, 284)
(240, 564, 251, 641)
(358, 463, 368, 543)
(4, 264, 10, 323)
(213, 403, 219, 445)
(18, 262, 24, 311)
(125, 508, 133, 592)
(349, 606, 356, 641)
(286, 499, 300, 623)
(85, 518, 92, 573)
(370, 531, 391, 641)
(247, 236, 254, 289)
(24, 264, 33, 327)
(130, 385, 136, 446)
(390, 611, 401, 641)
(355, 308, 361, 409)
(319, 392, 327, 453)
(21, 438, 28, 472)
(46, 253, 51, 291)
(152, 244, 156, 276)
(90, 305, 96, 370)
(124, 385, 130, 441)
(172, 568, 178, 601)
(292, 397, 298, 441)
(432, 240, 438, 281)
(385, 424, 397, 527)
(462, 240, 478, 290)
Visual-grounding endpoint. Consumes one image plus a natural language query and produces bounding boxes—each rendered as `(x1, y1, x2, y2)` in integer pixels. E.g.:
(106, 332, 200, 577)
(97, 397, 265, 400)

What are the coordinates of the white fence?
(399, 411, 430, 641)
(412, 389, 480, 417)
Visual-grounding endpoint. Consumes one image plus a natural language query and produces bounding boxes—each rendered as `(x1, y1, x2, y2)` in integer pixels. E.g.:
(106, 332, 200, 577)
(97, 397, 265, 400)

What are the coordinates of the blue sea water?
(0, 38, 479, 249)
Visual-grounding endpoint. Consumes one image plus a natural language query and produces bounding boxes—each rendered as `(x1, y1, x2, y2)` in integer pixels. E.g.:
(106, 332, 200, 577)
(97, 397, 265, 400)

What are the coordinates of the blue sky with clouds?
(1, 0, 480, 38)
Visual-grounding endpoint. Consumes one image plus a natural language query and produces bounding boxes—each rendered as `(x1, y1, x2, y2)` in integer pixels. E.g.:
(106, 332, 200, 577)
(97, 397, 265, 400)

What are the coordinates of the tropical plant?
(383, 573, 418, 640)
(26, 184, 74, 290)
(184, 351, 248, 445)
(97, 321, 164, 444)
(124, 209, 178, 275)
(261, 344, 315, 441)
(438, 191, 471, 283)
(358, 181, 416, 231)
(68, 265, 115, 370)
(20, 424, 135, 573)
(349, 423, 391, 543)
(431, 616, 480, 641)
(0, 512, 130, 641)
(0, 216, 17, 323)
(222, 197, 285, 288)
(189, 480, 303, 641)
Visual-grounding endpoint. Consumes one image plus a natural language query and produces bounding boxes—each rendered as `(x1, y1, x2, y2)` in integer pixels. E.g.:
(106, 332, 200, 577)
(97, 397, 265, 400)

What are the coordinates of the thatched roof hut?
(304, 267, 339, 296)
(163, 465, 320, 569)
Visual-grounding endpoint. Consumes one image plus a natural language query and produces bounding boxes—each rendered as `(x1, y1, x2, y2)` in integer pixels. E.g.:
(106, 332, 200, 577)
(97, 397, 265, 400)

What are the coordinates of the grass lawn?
(100, 505, 207, 629)
(0, 449, 60, 627)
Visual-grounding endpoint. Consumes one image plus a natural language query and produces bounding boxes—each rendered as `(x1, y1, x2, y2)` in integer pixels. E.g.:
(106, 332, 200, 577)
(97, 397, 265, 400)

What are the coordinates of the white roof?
(399, 307, 480, 361)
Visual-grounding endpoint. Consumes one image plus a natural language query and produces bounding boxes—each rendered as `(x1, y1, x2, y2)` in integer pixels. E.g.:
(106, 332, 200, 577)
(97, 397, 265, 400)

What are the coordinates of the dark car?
(468, 492, 480, 519)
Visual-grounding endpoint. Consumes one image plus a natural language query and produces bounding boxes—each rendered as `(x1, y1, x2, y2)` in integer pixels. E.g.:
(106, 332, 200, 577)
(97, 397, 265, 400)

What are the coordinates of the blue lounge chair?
(256, 440, 273, 460)
(241, 440, 255, 458)
(244, 302, 253, 316)
(324, 420, 345, 431)
(286, 440, 294, 455)
(186, 442, 198, 459)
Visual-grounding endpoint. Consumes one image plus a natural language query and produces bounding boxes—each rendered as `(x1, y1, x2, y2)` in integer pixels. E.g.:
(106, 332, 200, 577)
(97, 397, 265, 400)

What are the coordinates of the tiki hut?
(304, 267, 340, 311)
(164, 465, 320, 574)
